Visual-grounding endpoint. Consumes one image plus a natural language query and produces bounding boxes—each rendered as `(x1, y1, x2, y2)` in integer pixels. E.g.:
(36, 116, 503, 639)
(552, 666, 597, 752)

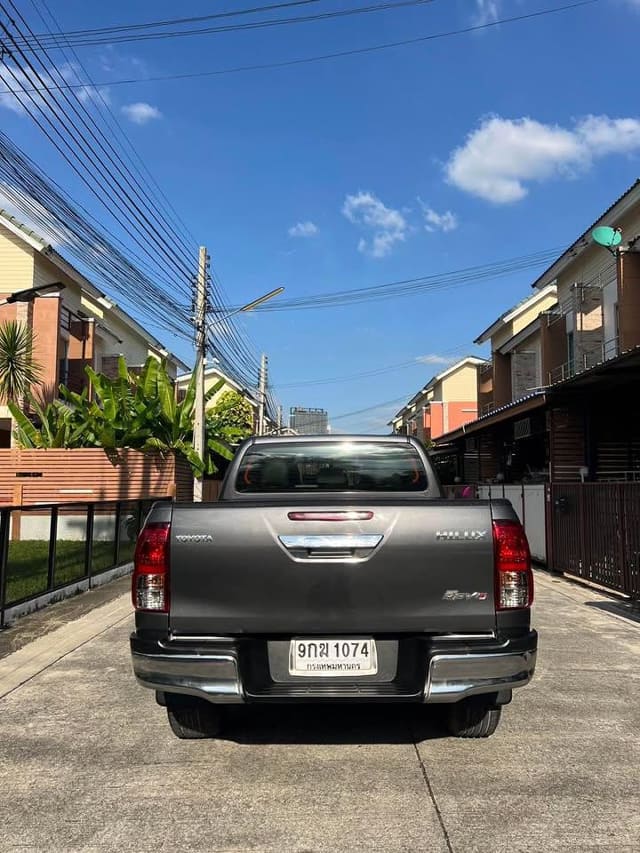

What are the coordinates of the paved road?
(1, 572, 639, 852)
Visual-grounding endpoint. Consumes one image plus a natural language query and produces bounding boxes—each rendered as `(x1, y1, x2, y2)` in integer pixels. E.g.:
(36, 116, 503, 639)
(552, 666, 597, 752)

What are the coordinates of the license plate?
(289, 638, 377, 677)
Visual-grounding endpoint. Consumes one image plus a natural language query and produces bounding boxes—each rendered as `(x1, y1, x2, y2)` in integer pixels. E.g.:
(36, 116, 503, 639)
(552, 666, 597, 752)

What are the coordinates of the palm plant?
(0, 320, 42, 404)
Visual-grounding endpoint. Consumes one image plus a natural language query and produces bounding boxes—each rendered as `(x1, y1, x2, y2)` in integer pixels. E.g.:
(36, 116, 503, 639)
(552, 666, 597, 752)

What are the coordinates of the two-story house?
(389, 357, 487, 444)
(534, 178, 640, 385)
(475, 284, 558, 413)
(0, 210, 188, 447)
(434, 178, 640, 484)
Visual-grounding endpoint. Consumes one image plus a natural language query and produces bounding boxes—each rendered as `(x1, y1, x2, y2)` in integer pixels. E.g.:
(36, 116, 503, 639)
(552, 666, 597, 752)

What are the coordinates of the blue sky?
(2, 0, 639, 432)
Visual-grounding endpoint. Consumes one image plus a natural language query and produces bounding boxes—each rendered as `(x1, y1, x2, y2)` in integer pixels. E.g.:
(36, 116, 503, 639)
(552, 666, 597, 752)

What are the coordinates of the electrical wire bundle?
(0, 0, 271, 403)
(6, 1, 436, 51)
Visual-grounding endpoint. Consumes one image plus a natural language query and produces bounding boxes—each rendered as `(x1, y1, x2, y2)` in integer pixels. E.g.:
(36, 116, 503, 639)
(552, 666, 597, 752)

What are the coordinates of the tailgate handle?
(279, 534, 383, 551)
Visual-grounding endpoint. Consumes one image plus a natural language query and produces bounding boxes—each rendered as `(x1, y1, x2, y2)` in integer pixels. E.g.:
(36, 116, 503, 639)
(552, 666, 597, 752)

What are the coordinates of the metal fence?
(549, 483, 640, 597)
(0, 497, 169, 627)
(443, 483, 547, 564)
(478, 483, 547, 564)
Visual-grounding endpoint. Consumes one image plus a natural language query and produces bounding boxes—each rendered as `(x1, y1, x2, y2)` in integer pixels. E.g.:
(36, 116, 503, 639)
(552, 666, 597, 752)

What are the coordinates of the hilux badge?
(436, 530, 488, 541)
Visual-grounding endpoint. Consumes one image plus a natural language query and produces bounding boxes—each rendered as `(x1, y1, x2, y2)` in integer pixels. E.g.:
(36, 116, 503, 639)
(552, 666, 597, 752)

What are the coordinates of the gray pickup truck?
(130, 435, 536, 740)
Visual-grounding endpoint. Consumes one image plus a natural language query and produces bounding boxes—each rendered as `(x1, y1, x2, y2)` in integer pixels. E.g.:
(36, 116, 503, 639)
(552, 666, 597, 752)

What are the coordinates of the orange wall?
(428, 401, 478, 440)
(0, 296, 18, 322)
(447, 401, 478, 433)
(430, 405, 444, 439)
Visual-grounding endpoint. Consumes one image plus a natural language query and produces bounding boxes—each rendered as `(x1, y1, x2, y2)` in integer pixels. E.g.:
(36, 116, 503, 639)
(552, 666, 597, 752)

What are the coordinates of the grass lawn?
(3, 538, 135, 605)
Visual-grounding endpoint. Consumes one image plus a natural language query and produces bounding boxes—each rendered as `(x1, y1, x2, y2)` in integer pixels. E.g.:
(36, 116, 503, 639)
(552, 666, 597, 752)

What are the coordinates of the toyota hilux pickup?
(130, 435, 536, 740)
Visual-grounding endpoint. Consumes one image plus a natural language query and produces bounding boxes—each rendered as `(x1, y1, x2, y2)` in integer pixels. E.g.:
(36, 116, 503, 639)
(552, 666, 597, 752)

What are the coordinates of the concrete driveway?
(0, 572, 639, 852)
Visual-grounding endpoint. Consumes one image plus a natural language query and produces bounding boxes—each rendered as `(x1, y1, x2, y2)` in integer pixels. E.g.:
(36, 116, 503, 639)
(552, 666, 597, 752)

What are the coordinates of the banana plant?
(9, 355, 236, 477)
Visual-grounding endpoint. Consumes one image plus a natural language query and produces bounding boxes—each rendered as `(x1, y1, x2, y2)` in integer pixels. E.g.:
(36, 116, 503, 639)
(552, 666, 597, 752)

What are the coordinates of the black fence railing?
(549, 483, 640, 598)
(0, 497, 170, 628)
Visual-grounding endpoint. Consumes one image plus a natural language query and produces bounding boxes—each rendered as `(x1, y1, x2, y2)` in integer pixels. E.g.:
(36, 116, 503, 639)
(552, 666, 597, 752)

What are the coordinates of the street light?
(192, 285, 284, 502)
(208, 287, 285, 323)
(0, 281, 65, 307)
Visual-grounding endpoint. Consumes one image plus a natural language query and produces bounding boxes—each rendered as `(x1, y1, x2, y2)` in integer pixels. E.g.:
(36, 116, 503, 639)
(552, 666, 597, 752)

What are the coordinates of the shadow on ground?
(584, 599, 640, 626)
(214, 703, 448, 745)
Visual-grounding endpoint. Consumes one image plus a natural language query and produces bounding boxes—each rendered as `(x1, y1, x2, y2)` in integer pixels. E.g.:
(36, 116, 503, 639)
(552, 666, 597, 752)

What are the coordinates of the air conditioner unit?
(514, 418, 532, 441)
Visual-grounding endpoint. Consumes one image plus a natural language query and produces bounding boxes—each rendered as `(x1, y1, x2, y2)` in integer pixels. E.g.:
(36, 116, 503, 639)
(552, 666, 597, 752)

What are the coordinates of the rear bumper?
(425, 646, 536, 702)
(131, 640, 244, 703)
(130, 631, 537, 704)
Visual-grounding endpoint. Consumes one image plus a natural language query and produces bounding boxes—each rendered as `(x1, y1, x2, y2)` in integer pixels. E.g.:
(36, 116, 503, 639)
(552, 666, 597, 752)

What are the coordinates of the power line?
(23, 1, 321, 39)
(0, 1, 599, 94)
(0, 132, 193, 342)
(0, 2, 264, 388)
(330, 393, 416, 422)
(11, 1, 436, 50)
(275, 346, 470, 389)
(0, 3, 197, 288)
(10, 0, 321, 37)
(29, 0, 200, 255)
(241, 248, 565, 314)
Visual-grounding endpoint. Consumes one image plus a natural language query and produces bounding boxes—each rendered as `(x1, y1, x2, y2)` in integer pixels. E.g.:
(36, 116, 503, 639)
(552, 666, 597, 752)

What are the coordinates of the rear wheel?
(165, 695, 222, 739)
(446, 696, 502, 738)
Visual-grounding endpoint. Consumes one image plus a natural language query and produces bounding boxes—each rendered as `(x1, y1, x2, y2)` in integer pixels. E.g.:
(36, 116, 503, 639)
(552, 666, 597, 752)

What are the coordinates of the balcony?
(548, 336, 619, 385)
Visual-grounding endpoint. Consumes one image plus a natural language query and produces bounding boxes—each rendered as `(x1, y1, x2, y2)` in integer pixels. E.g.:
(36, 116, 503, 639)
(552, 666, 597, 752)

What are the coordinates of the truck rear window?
(235, 442, 428, 493)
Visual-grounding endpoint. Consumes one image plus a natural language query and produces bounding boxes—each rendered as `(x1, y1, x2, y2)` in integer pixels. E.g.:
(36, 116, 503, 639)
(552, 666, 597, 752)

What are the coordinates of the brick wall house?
(434, 178, 640, 484)
(389, 357, 487, 443)
(0, 211, 188, 447)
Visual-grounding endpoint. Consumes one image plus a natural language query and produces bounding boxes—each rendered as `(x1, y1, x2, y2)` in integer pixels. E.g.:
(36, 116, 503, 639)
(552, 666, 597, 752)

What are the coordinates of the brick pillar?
(477, 364, 493, 414)
(540, 313, 567, 385)
(31, 295, 61, 403)
(492, 352, 512, 407)
(67, 317, 95, 394)
(618, 252, 640, 351)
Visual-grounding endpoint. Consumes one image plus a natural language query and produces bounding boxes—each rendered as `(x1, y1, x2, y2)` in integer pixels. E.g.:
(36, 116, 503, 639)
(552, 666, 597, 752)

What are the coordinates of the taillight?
(492, 519, 533, 610)
(132, 522, 170, 612)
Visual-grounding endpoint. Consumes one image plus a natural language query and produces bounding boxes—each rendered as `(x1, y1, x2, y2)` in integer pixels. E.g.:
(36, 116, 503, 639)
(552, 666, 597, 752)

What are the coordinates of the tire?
(446, 696, 502, 738)
(165, 695, 222, 740)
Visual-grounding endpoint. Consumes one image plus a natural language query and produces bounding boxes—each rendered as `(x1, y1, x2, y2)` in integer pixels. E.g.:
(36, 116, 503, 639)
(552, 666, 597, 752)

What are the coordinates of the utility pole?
(192, 246, 208, 502)
(257, 353, 268, 436)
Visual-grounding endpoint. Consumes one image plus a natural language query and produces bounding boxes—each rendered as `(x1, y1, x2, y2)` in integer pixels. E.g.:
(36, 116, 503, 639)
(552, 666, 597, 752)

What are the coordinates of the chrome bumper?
(425, 648, 537, 702)
(131, 633, 536, 705)
(131, 648, 245, 703)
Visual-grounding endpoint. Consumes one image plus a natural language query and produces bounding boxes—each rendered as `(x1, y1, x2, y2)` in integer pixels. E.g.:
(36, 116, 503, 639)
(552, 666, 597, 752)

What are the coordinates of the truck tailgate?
(168, 501, 496, 635)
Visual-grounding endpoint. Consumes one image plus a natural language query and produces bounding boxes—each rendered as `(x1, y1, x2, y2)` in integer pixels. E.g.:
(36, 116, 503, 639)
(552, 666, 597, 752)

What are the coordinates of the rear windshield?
(235, 442, 428, 493)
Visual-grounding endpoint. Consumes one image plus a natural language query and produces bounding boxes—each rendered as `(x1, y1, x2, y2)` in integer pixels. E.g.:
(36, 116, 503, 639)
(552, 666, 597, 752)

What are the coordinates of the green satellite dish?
(592, 226, 622, 248)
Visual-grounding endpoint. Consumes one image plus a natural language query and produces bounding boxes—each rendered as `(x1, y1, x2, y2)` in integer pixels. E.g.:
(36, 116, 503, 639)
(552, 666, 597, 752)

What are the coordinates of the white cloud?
(342, 191, 408, 258)
(0, 63, 59, 115)
(288, 221, 318, 238)
(0, 61, 110, 115)
(417, 354, 457, 365)
(419, 200, 458, 233)
(121, 102, 162, 125)
(577, 114, 640, 154)
(445, 114, 640, 204)
(473, 0, 501, 26)
(77, 84, 111, 107)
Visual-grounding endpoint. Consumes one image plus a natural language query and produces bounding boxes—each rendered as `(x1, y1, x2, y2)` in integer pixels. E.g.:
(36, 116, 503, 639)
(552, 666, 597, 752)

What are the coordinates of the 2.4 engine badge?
(442, 590, 488, 601)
